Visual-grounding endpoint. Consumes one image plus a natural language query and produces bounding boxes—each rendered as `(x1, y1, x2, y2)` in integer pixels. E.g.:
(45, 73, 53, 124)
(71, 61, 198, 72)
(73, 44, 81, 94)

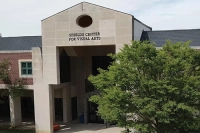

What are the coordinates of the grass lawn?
(0, 129, 35, 133)
(0, 126, 35, 133)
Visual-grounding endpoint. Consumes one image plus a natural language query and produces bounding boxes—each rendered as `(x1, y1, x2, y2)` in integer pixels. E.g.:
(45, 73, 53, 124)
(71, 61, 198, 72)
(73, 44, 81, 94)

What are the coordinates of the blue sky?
(0, 0, 199, 37)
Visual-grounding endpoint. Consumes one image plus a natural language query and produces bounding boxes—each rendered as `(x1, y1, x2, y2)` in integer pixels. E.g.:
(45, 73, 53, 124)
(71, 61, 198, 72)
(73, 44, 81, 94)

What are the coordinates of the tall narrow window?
(21, 62, 32, 75)
(59, 50, 70, 83)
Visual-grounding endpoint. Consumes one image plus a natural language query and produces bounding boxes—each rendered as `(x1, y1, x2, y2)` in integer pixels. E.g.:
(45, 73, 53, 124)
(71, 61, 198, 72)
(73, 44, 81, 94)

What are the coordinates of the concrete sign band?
(76, 15, 93, 28)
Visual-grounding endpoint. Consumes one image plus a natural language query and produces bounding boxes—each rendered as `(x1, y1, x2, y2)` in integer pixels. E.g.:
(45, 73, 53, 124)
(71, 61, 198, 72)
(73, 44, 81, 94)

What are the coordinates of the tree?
(88, 41, 200, 133)
(0, 59, 25, 104)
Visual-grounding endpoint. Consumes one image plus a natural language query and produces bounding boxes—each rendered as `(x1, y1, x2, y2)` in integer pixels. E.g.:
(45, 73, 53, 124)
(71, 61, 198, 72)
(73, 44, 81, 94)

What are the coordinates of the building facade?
(0, 2, 200, 133)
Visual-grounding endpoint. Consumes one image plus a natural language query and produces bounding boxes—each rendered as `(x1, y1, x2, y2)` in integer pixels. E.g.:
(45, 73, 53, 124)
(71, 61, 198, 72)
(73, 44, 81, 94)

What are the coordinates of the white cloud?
(133, 0, 200, 30)
(0, 0, 199, 36)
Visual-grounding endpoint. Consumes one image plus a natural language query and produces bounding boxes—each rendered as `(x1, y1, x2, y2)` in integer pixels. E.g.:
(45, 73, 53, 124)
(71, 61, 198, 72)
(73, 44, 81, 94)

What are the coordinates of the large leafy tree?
(0, 59, 25, 104)
(88, 41, 200, 133)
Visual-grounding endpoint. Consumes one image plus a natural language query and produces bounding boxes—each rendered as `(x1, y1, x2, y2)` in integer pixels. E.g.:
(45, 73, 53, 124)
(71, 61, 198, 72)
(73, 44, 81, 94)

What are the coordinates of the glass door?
(88, 101, 104, 123)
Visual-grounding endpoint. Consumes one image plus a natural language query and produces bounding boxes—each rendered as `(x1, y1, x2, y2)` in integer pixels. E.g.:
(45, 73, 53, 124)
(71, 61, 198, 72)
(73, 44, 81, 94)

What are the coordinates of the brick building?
(0, 2, 200, 133)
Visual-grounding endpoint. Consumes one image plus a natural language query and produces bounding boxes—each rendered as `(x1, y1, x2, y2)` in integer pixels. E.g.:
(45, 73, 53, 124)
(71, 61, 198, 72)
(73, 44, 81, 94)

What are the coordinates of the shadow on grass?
(0, 126, 35, 133)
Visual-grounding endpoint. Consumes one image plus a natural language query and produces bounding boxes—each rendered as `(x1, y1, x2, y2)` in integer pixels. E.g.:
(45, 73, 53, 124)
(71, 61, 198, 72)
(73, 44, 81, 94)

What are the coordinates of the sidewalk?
(55, 123, 124, 133)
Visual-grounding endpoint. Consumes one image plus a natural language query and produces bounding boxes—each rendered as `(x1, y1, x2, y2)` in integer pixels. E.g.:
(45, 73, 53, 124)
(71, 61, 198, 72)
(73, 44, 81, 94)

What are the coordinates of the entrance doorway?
(88, 101, 104, 123)
(71, 96, 77, 120)
(21, 97, 34, 120)
(0, 96, 10, 118)
(87, 56, 113, 123)
(55, 98, 63, 121)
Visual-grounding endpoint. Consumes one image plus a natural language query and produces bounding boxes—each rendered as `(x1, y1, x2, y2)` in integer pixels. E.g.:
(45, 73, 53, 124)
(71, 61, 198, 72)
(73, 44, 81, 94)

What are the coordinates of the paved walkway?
(55, 123, 125, 133)
(1, 117, 128, 133)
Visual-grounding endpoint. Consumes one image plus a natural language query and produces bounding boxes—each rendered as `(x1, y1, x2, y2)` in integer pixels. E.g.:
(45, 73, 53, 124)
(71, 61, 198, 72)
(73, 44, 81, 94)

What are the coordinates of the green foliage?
(1, 78, 26, 98)
(88, 41, 200, 133)
(0, 59, 10, 81)
(0, 59, 25, 104)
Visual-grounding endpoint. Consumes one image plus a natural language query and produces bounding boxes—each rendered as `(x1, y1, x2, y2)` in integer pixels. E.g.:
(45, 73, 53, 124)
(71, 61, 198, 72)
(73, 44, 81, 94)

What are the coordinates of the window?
(21, 62, 32, 75)
(76, 15, 93, 28)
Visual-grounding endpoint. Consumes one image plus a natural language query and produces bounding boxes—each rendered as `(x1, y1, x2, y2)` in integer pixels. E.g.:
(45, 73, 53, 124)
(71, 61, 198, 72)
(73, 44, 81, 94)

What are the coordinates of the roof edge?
(0, 50, 32, 53)
(134, 18, 152, 30)
(42, 1, 133, 21)
(146, 28, 200, 32)
(42, 2, 82, 21)
(0, 35, 41, 38)
(84, 2, 133, 16)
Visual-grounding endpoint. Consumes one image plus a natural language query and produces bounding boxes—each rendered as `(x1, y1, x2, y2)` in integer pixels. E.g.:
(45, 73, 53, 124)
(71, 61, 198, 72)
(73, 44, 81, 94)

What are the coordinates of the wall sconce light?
(8, 66, 11, 71)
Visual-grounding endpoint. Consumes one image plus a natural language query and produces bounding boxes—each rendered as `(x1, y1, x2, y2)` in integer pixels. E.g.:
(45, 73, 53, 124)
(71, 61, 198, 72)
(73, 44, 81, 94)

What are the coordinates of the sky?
(0, 0, 200, 37)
